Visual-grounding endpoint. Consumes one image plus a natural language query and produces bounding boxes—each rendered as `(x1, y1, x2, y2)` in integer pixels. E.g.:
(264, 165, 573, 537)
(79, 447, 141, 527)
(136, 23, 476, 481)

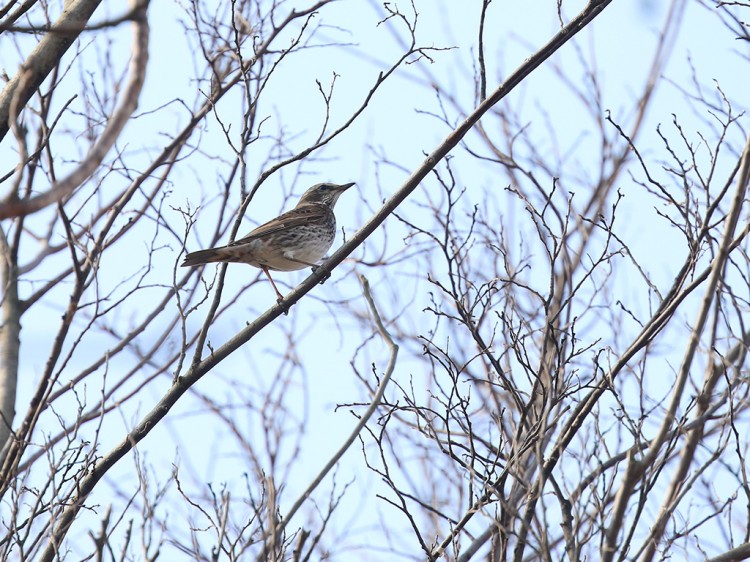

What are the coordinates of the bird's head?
(296, 182, 355, 208)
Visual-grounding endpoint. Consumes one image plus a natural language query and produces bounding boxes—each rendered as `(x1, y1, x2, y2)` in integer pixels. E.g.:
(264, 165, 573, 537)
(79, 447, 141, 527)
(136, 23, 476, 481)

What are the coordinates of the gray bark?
(0, 254, 19, 455)
(0, 0, 103, 143)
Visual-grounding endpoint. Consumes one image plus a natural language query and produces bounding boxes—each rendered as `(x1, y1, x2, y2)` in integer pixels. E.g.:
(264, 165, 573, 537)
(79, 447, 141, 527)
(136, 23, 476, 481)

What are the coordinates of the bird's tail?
(181, 247, 230, 267)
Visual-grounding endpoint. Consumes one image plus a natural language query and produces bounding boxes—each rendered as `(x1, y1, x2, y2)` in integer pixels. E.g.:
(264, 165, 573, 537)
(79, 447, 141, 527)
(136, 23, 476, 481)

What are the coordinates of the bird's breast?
(260, 217, 336, 271)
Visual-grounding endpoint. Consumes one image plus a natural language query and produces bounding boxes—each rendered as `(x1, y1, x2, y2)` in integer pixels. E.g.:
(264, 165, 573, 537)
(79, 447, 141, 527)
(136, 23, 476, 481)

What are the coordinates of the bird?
(182, 182, 355, 302)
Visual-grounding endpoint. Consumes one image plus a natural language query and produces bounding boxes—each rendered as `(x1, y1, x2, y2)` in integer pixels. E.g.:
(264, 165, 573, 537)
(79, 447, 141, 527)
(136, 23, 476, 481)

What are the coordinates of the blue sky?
(3, 0, 749, 559)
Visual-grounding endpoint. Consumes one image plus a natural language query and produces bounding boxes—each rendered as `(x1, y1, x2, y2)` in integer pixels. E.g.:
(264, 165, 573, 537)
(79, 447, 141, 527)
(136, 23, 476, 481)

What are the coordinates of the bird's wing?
(230, 205, 328, 245)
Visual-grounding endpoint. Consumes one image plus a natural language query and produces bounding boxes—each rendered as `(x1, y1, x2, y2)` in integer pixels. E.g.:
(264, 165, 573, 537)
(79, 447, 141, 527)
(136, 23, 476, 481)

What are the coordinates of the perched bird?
(182, 182, 355, 302)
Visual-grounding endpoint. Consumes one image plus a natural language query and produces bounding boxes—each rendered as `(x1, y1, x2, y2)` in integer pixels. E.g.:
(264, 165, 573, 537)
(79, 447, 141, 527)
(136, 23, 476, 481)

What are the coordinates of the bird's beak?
(338, 182, 356, 191)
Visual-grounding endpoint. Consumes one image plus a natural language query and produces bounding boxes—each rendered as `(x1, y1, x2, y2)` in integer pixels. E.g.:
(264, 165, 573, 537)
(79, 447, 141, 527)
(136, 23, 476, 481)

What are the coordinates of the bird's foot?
(311, 265, 331, 284)
(276, 296, 290, 315)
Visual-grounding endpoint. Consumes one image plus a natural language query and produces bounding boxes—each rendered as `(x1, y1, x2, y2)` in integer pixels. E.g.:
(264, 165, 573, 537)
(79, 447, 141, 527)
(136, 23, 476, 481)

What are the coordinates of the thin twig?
(275, 274, 398, 536)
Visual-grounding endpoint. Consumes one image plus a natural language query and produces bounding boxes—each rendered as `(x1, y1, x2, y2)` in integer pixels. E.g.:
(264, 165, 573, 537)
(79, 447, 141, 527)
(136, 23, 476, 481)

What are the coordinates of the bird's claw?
(311, 265, 331, 284)
(276, 296, 290, 315)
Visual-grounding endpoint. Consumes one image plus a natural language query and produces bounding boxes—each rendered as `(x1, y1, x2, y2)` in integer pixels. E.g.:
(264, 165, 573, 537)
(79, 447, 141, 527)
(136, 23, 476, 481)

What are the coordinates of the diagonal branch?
(272, 275, 398, 543)
(637, 129, 750, 562)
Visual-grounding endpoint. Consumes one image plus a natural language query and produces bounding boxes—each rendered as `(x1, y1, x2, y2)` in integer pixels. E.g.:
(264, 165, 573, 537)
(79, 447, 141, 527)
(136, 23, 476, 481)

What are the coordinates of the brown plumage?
(182, 182, 355, 301)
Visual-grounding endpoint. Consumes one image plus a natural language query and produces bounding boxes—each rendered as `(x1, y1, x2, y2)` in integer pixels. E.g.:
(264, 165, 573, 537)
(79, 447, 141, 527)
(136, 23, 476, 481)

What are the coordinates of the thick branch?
(0, 229, 19, 455)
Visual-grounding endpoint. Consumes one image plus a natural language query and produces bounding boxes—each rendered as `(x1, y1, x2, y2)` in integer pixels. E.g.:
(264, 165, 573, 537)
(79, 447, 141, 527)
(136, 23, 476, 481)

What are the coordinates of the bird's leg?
(284, 256, 331, 284)
(283, 256, 319, 269)
(261, 266, 285, 304)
